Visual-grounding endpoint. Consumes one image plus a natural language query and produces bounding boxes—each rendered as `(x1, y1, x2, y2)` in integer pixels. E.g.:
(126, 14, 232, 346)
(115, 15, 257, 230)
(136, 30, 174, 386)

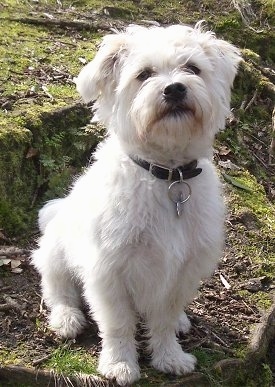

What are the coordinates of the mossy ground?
(0, 0, 274, 386)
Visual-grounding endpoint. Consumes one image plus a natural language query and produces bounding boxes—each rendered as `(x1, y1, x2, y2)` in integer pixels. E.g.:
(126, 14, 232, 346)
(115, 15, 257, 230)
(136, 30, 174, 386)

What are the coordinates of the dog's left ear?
(196, 26, 242, 85)
(210, 38, 242, 85)
(75, 33, 128, 103)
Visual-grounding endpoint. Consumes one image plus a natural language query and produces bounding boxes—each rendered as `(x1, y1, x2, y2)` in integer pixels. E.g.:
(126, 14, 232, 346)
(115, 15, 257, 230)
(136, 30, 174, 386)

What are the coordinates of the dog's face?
(76, 24, 241, 161)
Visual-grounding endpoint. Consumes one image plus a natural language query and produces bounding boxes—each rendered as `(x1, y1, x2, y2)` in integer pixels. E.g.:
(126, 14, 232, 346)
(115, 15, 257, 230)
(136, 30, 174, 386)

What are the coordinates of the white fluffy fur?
(32, 23, 241, 386)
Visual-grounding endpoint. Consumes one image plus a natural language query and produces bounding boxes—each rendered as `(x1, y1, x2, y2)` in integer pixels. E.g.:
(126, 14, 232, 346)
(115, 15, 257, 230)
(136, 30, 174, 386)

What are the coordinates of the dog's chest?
(95, 176, 215, 263)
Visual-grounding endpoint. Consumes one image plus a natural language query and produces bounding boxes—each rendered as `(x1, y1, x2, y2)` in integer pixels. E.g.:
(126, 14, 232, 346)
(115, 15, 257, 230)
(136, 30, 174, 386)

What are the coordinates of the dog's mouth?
(159, 83, 195, 119)
(167, 104, 194, 116)
(161, 102, 195, 119)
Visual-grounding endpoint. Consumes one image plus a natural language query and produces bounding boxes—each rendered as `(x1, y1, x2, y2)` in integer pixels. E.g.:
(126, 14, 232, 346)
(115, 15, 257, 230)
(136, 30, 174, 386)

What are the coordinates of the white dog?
(32, 23, 241, 386)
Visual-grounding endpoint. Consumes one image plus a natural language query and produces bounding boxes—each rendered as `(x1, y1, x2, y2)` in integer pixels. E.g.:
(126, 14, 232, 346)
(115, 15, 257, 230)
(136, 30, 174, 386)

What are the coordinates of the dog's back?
(38, 199, 65, 233)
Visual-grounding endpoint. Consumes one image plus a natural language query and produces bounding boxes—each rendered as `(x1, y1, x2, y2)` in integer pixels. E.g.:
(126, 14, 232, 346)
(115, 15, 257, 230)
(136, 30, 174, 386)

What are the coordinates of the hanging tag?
(168, 181, 191, 217)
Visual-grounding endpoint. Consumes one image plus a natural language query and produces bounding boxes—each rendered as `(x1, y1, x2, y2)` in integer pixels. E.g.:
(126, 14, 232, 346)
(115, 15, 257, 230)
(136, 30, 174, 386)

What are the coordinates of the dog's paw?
(49, 306, 86, 339)
(151, 347, 196, 375)
(176, 312, 191, 335)
(98, 359, 140, 386)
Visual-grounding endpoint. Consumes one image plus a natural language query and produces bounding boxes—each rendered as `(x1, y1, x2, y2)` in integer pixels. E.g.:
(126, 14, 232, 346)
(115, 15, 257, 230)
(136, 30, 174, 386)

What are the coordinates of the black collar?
(130, 157, 202, 181)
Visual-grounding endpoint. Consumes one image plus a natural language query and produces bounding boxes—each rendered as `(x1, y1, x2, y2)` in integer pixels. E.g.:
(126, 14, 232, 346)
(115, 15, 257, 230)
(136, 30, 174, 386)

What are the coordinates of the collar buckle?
(149, 162, 173, 181)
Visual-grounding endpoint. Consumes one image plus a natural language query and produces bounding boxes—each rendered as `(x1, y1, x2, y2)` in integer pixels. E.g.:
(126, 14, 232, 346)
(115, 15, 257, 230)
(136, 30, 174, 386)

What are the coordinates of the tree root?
(2, 16, 124, 32)
(0, 366, 112, 387)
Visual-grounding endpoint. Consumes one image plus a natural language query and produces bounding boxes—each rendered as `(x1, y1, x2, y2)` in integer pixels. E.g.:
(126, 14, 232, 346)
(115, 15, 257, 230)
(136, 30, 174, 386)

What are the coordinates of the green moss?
(0, 104, 100, 237)
(0, 199, 30, 236)
(228, 171, 274, 228)
(0, 124, 35, 235)
(0, 344, 32, 366)
(228, 362, 273, 387)
(0, 349, 21, 366)
(223, 171, 275, 312)
(242, 48, 261, 63)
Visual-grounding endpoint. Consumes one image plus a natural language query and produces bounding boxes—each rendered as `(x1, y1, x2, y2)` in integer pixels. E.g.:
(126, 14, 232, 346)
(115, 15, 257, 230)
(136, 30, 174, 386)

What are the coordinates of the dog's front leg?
(84, 278, 140, 386)
(148, 309, 196, 376)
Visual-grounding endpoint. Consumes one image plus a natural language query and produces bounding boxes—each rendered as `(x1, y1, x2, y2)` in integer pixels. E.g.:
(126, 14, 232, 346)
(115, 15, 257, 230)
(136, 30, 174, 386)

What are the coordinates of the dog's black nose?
(163, 82, 187, 102)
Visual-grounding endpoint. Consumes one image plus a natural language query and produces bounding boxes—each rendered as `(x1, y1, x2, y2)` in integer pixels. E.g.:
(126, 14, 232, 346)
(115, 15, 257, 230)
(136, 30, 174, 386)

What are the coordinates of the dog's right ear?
(75, 33, 128, 103)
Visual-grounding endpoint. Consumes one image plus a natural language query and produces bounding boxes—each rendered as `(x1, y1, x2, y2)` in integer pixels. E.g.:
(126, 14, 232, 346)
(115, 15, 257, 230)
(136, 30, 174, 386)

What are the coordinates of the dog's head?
(76, 23, 241, 161)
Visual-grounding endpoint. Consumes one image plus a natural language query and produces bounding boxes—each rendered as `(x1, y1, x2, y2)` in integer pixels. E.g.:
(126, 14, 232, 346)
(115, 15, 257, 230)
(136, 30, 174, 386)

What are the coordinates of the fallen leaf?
(1, 259, 11, 265)
(30, 85, 39, 93)
(78, 57, 87, 64)
(26, 147, 38, 159)
(11, 260, 22, 269)
(222, 174, 252, 192)
(43, 12, 54, 19)
(41, 85, 54, 100)
(11, 268, 23, 274)
(218, 146, 231, 156)
(220, 274, 231, 290)
(218, 160, 241, 170)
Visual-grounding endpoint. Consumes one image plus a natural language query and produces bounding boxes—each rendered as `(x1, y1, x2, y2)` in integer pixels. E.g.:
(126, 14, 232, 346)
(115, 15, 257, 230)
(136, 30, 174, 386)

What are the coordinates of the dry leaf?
(218, 146, 231, 156)
(222, 174, 252, 192)
(1, 258, 11, 265)
(218, 160, 240, 170)
(11, 268, 23, 274)
(26, 147, 39, 159)
(43, 12, 54, 19)
(78, 57, 87, 64)
(220, 274, 231, 290)
(11, 260, 22, 269)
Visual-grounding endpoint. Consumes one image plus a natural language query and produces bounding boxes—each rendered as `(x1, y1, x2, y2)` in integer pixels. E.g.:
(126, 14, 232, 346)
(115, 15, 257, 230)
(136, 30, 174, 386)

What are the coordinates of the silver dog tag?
(176, 193, 184, 216)
(168, 181, 191, 217)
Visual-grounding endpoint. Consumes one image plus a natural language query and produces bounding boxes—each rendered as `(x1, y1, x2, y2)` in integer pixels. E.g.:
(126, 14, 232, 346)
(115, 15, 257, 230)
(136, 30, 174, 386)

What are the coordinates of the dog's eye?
(185, 64, 201, 75)
(136, 68, 153, 81)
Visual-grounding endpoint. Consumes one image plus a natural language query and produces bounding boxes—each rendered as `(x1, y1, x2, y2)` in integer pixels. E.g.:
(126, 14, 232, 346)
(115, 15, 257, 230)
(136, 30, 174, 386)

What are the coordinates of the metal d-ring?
(168, 180, 192, 204)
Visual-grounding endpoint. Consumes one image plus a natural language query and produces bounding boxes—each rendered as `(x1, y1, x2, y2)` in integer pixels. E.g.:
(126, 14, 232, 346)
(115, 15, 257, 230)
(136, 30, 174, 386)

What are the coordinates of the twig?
(232, 0, 264, 33)
(247, 132, 267, 147)
(39, 297, 44, 314)
(244, 89, 258, 112)
(240, 97, 247, 110)
(211, 330, 230, 348)
(242, 299, 258, 315)
(32, 354, 51, 366)
(252, 151, 269, 170)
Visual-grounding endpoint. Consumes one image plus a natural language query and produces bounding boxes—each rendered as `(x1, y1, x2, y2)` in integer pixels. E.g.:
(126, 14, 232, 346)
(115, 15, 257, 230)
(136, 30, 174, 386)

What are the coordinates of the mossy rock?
(0, 104, 101, 238)
(0, 2, 103, 238)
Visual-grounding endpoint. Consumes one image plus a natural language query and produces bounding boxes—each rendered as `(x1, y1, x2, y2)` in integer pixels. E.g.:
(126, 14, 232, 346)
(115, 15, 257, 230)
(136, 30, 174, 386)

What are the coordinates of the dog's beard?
(148, 98, 199, 129)
(129, 85, 208, 148)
